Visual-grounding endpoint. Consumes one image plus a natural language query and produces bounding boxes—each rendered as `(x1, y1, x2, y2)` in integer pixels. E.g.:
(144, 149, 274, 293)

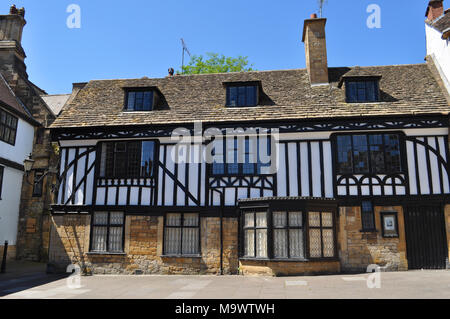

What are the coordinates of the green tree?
(179, 53, 255, 75)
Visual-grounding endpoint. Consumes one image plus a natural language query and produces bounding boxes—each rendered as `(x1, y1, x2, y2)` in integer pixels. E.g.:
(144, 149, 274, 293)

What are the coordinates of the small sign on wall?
(380, 211, 399, 238)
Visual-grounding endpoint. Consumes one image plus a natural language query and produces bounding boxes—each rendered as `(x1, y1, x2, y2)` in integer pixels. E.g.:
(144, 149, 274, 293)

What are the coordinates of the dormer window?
(124, 88, 157, 111)
(225, 82, 259, 107)
(345, 79, 380, 103)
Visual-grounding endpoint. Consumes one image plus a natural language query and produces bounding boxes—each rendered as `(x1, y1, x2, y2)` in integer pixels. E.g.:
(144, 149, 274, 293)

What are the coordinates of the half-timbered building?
(47, 6, 450, 275)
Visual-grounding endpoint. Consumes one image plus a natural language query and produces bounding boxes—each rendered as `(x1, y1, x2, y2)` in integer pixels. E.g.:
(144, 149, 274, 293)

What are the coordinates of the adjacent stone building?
(0, 5, 62, 262)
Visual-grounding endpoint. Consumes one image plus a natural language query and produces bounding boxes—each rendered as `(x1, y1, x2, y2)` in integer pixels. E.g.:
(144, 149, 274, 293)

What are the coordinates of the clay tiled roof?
(50, 63, 450, 129)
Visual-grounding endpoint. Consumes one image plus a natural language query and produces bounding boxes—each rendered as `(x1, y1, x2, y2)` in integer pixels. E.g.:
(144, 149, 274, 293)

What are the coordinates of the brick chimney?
(0, 5, 28, 85)
(425, 0, 444, 21)
(302, 13, 329, 86)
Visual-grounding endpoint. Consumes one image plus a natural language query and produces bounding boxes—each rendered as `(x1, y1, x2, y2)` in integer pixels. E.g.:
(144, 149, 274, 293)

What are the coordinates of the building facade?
(0, 5, 60, 262)
(426, 0, 450, 94)
(47, 6, 450, 275)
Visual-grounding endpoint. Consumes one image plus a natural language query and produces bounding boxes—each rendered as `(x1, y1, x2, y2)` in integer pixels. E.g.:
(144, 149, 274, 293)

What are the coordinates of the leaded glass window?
(164, 213, 200, 255)
(335, 133, 402, 174)
(345, 80, 379, 103)
(99, 141, 156, 178)
(226, 85, 258, 107)
(90, 212, 125, 253)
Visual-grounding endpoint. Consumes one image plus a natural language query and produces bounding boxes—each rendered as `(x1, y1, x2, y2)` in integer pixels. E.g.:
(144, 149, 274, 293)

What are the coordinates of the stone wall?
(239, 260, 340, 276)
(48, 215, 239, 275)
(0, 244, 16, 261)
(338, 206, 408, 272)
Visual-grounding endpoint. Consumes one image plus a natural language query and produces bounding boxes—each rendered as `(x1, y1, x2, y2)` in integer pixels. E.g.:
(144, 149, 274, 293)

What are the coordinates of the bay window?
(240, 199, 337, 261)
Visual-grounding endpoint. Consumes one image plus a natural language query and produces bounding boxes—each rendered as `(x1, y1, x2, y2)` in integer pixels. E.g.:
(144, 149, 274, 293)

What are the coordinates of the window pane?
(273, 229, 287, 258)
(309, 212, 321, 227)
(361, 201, 375, 230)
(228, 87, 238, 106)
(110, 212, 124, 225)
(256, 212, 267, 227)
(256, 229, 267, 258)
(166, 213, 181, 226)
(246, 86, 257, 106)
(135, 92, 144, 110)
(93, 212, 108, 225)
(244, 229, 255, 257)
(337, 136, 353, 173)
(322, 229, 335, 257)
(183, 213, 199, 226)
(127, 142, 141, 177)
(127, 92, 135, 110)
(164, 228, 181, 254)
(244, 213, 254, 228)
(357, 81, 366, 101)
(114, 142, 127, 177)
(384, 134, 401, 172)
(352, 135, 369, 173)
(322, 212, 333, 227)
(366, 81, 377, 101)
(212, 139, 224, 175)
(242, 138, 255, 174)
(289, 229, 304, 258)
(92, 226, 107, 251)
(273, 212, 287, 227)
(108, 227, 123, 252)
(141, 141, 155, 177)
(143, 91, 153, 111)
(105, 143, 114, 177)
(309, 228, 322, 258)
(346, 82, 357, 102)
(369, 134, 385, 173)
(227, 138, 238, 174)
(289, 212, 302, 227)
(238, 86, 246, 106)
(182, 228, 199, 255)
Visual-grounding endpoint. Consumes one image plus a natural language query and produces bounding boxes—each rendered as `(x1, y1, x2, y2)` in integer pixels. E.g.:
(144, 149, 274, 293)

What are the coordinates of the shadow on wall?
(46, 215, 239, 275)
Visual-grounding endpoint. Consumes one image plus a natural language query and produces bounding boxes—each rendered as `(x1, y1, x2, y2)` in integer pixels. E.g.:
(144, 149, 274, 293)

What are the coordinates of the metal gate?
(404, 204, 448, 270)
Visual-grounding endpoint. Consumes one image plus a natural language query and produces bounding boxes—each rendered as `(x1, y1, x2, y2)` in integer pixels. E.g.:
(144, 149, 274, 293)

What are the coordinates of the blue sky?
(11, 0, 432, 94)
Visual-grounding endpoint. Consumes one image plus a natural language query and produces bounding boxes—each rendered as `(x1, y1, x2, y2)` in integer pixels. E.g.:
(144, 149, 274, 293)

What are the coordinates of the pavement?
(0, 269, 449, 299)
(0, 261, 67, 297)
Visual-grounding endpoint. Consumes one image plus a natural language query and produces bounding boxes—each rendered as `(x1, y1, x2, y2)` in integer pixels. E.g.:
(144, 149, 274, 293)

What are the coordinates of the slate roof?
(50, 63, 450, 129)
(0, 72, 37, 125)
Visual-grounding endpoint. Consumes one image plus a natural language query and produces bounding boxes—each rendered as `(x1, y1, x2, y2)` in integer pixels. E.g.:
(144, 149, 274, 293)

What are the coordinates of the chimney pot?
(18, 7, 25, 18)
(310, 13, 318, 19)
(10, 4, 18, 14)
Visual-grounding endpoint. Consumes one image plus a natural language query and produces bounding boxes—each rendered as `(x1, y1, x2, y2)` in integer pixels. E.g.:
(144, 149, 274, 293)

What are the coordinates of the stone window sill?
(239, 257, 339, 262)
(86, 252, 126, 256)
(160, 254, 202, 258)
(359, 229, 378, 233)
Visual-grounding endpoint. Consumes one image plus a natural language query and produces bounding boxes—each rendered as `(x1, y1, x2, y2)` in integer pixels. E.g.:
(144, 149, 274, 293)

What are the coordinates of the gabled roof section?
(0, 72, 39, 125)
(40, 94, 71, 116)
(426, 9, 450, 36)
(50, 63, 450, 129)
